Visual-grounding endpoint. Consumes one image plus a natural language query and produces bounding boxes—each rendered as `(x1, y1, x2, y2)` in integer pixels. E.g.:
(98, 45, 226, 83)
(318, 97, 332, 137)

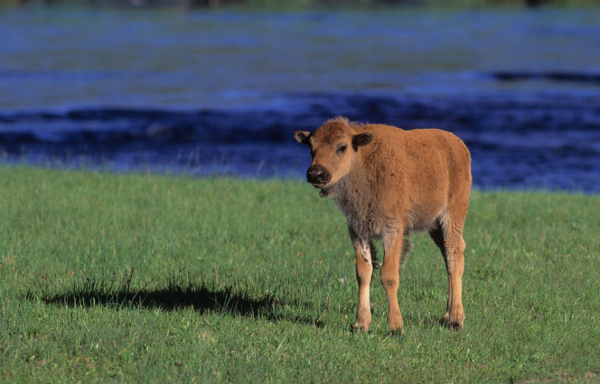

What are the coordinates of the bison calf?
(295, 117, 471, 333)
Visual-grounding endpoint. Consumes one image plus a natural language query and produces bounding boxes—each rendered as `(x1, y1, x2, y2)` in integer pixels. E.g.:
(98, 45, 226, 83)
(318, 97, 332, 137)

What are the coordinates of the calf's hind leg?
(429, 213, 466, 330)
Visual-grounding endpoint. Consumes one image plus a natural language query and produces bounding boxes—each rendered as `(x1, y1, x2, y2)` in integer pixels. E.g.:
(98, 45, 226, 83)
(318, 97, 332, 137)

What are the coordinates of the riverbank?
(0, 0, 598, 8)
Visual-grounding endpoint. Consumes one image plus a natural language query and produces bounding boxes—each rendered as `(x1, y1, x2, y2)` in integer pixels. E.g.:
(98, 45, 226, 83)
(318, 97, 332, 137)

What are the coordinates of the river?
(1, 5, 599, 191)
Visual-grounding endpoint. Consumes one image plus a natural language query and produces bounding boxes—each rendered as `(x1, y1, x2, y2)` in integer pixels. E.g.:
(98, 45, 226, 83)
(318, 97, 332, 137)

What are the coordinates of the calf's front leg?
(350, 231, 373, 332)
(381, 229, 404, 334)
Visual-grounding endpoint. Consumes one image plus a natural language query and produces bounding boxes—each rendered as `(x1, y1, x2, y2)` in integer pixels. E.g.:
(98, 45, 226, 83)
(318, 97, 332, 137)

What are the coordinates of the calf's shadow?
(32, 272, 324, 327)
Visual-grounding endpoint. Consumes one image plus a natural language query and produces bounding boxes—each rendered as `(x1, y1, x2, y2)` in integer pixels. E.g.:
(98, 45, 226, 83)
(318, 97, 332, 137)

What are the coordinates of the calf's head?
(294, 117, 373, 189)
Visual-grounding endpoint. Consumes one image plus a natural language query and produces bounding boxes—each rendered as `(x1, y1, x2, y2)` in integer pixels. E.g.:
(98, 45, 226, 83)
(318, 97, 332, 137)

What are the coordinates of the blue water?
(1, 5, 599, 192)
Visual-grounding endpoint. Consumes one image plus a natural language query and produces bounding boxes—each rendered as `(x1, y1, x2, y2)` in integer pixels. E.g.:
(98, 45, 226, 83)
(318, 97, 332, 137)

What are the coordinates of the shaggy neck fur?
(322, 146, 387, 240)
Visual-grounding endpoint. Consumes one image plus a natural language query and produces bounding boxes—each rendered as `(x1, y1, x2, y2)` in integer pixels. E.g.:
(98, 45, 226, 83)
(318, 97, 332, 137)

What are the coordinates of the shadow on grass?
(30, 270, 324, 327)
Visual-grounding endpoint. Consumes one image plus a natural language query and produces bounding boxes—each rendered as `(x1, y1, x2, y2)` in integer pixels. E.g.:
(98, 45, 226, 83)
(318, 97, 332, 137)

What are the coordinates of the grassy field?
(0, 166, 599, 383)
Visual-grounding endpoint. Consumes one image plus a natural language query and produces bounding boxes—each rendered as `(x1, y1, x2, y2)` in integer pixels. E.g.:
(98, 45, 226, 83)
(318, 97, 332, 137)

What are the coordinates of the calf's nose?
(307, 165, 331, 185)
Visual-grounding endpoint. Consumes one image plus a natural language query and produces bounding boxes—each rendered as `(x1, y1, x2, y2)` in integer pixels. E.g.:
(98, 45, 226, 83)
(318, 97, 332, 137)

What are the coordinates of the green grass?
(1, 165, 599, 383)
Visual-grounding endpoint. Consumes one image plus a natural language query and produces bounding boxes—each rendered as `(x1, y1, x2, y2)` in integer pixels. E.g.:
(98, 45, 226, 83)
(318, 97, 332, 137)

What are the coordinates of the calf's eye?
(337, 145, 348, 154)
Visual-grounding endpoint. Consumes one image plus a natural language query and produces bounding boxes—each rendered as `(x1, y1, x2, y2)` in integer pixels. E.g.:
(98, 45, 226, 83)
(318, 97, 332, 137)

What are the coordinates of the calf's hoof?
(351, 322, 369, 333)
(388, 314, 404, 335)
(441, 311, 465, 330)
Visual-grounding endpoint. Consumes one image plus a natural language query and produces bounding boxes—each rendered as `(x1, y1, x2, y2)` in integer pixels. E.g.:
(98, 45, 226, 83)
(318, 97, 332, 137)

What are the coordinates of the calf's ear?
(294, 131, 312, 146)
(352, 133, 374, 150)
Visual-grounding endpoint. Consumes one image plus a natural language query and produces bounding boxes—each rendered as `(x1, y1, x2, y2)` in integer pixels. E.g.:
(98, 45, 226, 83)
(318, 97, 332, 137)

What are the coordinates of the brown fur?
(295, 117, 471, 333)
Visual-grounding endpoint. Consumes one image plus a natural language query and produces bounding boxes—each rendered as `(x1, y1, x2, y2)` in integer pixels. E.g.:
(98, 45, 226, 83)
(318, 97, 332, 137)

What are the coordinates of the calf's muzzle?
(306, 165, 331, 186)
